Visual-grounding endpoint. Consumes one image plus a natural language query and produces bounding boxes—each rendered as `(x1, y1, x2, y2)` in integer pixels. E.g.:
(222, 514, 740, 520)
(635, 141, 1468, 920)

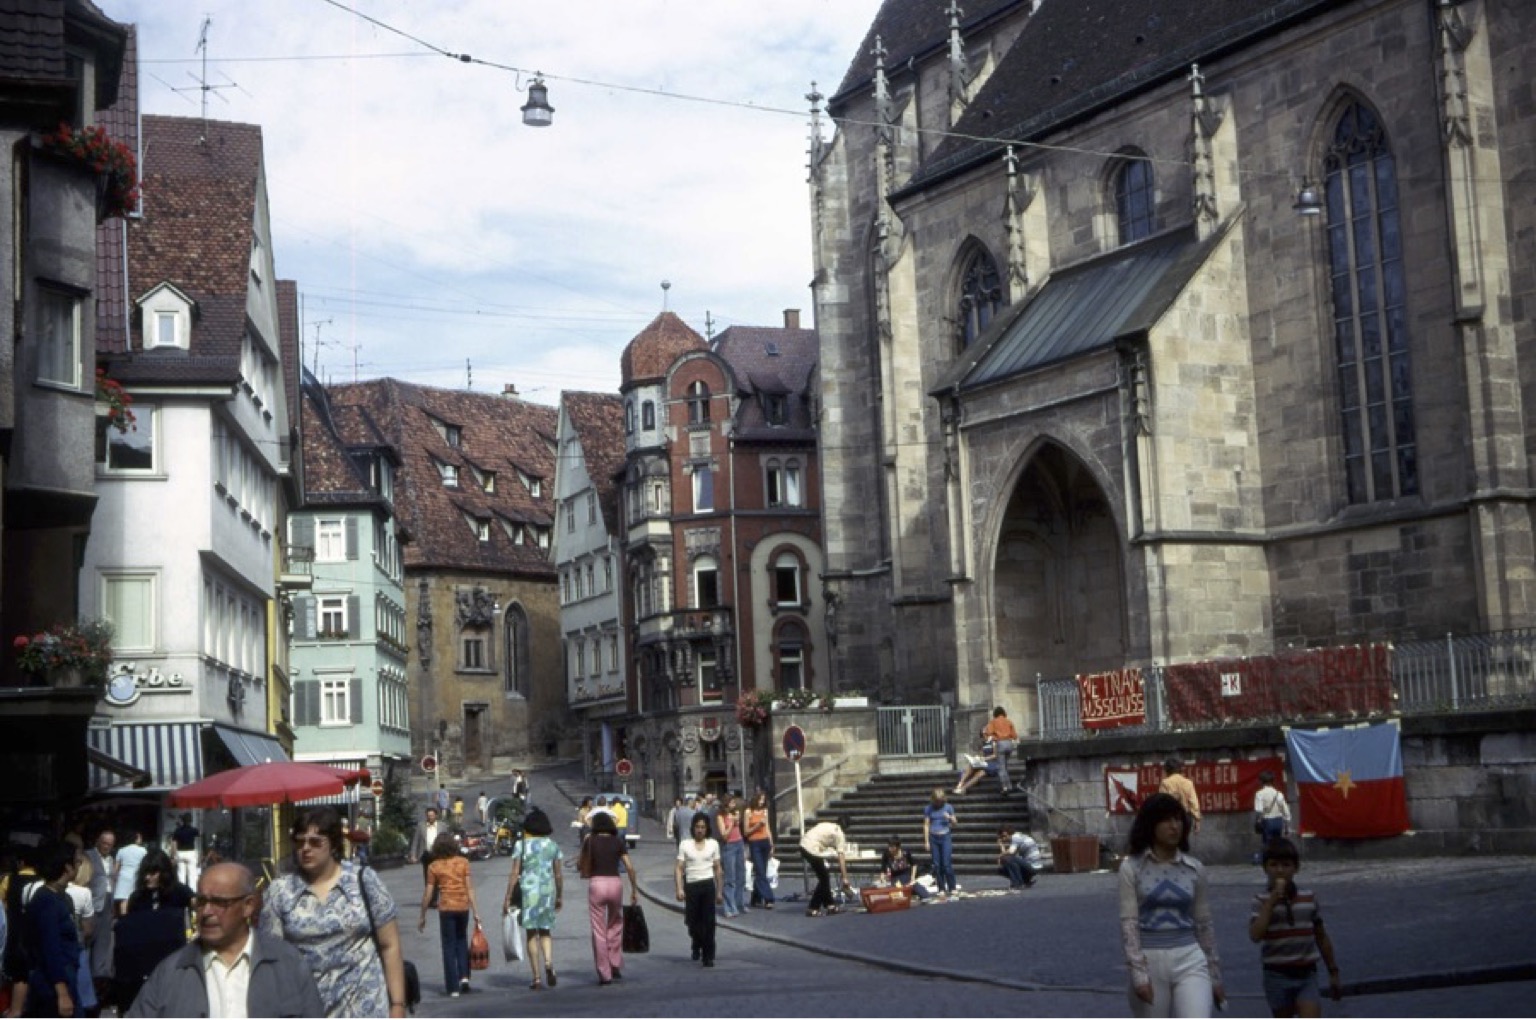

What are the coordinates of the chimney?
(783, 308, 801, 330)
(501, 383, 520, 399)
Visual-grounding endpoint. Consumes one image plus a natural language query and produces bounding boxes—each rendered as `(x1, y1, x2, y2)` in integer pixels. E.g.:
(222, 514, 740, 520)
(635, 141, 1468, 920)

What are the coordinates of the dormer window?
(429, 416, 462, 448)
(438, 461, 459, 487)
(474, 517, 491, 542)
(483, 471, 496, 493)
(762, 393, 787, 426)
(136, 282, 194, 352)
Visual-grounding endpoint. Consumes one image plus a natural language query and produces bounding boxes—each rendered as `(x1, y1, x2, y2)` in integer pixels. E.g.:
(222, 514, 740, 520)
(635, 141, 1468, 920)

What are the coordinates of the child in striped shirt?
(1248, 839, 1342, 1017)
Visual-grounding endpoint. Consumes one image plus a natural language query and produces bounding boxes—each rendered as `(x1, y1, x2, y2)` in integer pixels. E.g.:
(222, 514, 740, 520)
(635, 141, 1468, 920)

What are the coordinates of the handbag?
(621, 902, 650, 954)
(469, 922, 490, 971)
(501, 907, 526, 962)
(358, 865, 421, 1013)
(1254, 816, 1265, 835)
(577, 835, 593, 880)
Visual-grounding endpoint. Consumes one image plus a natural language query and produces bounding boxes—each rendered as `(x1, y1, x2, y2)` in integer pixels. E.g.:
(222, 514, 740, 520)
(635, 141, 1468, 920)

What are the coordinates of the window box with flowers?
(820, 690, 870, 711)
(770, 686, 818, 712)
(13, 619, 115, 687)
(38, 123, 139, 221)
(316, 628, 349, 641)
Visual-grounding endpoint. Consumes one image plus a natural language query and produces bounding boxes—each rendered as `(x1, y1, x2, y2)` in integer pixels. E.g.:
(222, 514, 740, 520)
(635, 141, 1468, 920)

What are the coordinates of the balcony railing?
(1036, 629, 1536, 741)
(280, 543, 314, 589)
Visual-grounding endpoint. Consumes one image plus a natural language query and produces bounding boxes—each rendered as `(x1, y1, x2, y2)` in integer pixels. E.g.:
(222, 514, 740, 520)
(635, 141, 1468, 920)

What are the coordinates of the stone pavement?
(606, 791, 1536, 1010)
(399, 770, 1536, 1014)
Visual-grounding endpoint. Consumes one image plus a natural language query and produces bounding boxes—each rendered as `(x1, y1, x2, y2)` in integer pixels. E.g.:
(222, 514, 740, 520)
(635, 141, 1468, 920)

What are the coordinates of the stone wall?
(1027, 710, 1536, 865)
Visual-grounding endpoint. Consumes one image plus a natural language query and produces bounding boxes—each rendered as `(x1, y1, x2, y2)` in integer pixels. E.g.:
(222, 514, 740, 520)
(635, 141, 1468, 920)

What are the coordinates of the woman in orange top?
(419, 832, 481, 998)
(982, 706, 1020, 796)
(744, 791, 775, 909)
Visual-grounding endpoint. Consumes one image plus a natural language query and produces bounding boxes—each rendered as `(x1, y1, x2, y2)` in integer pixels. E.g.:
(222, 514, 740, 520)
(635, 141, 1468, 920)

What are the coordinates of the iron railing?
(1034, 629, 1536, 741)
(877, 705, 950, 757)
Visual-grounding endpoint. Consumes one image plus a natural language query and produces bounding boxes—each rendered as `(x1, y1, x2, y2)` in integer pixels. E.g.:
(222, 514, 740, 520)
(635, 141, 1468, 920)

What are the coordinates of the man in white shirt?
(125, 863, 322, 1018)
(407, 808, 444, 886)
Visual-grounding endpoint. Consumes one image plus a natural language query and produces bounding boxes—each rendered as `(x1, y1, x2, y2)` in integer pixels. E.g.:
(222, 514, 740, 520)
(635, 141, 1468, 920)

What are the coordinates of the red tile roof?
(560, 390, 626, 534)
(619, 311, 707, 388)
(93, 24, 135, 354)
(299, 378, 378, 506)
(325, 379, 559, 577)
(277, 279, 301, 428)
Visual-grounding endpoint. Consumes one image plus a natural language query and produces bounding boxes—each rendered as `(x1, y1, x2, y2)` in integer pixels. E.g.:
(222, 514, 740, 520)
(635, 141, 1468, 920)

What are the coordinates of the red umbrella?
(168, 762, 370, 809)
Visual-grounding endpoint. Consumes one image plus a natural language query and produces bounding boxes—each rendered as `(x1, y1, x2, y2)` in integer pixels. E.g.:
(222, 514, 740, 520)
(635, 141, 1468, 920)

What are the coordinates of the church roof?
(936, 224, 1221, 393)
(619, 312, 707, 388)
(832, 0, 1024, 102)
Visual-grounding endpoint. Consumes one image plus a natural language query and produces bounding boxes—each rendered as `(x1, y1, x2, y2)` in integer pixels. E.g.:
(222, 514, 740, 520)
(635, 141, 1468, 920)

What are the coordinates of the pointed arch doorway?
(991, 443, 1127, 689)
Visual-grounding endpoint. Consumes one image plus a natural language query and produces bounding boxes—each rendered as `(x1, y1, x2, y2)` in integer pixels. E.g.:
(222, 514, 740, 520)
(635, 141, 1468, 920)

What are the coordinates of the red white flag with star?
(1284, 720, 1410, 838)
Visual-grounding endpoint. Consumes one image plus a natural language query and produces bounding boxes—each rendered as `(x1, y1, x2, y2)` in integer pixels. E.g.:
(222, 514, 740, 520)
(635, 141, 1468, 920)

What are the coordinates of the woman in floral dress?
(261, 807, 409, 1018)
(503, 807, 563, 990)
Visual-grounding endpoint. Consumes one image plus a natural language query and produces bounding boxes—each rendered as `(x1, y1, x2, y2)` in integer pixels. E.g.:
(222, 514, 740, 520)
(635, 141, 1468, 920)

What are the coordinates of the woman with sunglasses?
(259, 807, 410, 1018)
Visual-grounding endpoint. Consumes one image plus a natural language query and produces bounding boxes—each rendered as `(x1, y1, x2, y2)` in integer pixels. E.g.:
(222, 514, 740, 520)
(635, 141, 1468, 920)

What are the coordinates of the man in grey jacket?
(125, 863, 322, 1018)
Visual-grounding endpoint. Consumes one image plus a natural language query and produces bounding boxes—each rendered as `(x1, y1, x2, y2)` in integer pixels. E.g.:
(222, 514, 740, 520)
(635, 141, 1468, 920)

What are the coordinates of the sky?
(104, 1, 878, 403)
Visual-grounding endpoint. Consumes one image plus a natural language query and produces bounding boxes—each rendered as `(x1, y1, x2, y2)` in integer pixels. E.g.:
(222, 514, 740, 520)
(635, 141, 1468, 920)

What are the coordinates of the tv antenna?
(172, 17, 246, 140)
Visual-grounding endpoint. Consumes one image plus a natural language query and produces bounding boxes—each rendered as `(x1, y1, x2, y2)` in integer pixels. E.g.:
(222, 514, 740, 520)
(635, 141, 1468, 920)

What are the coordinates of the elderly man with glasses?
(124, 863, 322, 1018)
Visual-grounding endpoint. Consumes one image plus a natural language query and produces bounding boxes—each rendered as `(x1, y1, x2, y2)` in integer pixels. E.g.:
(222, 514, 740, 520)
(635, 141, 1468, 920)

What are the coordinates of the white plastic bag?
(766, 855, 780, 890)
(502, 908, 525, 962)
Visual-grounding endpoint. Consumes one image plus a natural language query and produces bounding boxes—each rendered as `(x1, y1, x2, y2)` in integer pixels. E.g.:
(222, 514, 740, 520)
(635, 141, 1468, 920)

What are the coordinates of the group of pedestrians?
(1119, 784, 1341, 1019)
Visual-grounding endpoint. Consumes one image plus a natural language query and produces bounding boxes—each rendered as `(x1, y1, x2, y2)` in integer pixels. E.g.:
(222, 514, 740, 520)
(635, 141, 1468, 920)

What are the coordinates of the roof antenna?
(176, 16, 241, 143)
(466, 358, 473, 390)
(661, 279, 671, 312)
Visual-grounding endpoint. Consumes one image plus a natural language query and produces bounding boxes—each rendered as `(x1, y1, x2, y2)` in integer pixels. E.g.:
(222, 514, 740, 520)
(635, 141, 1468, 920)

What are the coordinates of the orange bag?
(470, 922, 490, 970)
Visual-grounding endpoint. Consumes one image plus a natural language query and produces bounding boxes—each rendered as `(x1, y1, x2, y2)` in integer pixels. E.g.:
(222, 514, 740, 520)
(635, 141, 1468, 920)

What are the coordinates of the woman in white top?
(1252, 771, 1291, 863)
(673, 814, 723, 967)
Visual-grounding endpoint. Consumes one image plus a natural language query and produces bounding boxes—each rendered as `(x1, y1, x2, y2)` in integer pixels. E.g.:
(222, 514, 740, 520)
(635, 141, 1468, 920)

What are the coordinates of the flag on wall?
(1284, 720, 1410, 838)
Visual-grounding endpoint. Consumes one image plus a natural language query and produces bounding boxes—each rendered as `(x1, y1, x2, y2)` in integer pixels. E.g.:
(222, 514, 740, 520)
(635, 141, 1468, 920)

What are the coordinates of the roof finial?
(661, 279, 671, 312)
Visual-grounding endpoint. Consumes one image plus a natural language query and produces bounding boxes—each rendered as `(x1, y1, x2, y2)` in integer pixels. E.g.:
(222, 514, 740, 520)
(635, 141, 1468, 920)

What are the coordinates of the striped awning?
(87, 721, 204, 792)
(210, 724, 290, 767)
(295, 758, 366, 806)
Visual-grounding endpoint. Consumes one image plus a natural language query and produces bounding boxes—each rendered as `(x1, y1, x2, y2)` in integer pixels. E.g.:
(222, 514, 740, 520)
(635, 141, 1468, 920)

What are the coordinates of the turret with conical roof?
(619, 312, 707, 390)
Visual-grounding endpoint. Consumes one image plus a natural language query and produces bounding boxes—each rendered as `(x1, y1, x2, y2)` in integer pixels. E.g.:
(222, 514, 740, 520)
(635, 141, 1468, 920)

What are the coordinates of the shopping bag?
(502, 908, 525, 962)
(622, 902, 650, 954)
(766, 855, 780, 889)
(469, 922, 490, 970)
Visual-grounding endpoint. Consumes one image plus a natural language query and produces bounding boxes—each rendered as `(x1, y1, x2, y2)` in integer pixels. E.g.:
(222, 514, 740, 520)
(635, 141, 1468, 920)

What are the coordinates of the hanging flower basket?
(735, 689, 770, 728)
(39, 122, 139, 220)
(96, 368, 135, 433)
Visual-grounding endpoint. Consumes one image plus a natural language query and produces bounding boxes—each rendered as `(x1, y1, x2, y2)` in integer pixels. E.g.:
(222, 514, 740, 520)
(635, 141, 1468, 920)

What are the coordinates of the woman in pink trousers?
(583, 811, 640, 985)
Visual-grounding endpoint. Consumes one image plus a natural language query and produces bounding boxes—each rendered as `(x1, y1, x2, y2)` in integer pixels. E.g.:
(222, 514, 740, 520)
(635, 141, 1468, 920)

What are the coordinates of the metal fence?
(1035, 628, 1536, 741)
(877, 705, 950, 757)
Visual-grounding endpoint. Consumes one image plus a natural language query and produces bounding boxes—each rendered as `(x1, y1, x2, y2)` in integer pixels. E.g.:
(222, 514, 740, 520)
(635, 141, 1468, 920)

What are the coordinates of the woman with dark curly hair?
(1119, 792, 1224, 1017)
(259, 807, 410, 1018)
(125, 849, 191, 914)
(112, 848, 195, 1013)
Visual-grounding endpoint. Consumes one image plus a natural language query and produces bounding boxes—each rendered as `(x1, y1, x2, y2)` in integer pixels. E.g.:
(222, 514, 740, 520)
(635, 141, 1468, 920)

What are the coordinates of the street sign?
(370, 778, 385, 798)
(615, 758, 634, 778)
(783, 725, 806, 762)
(421, 754, 437, 773)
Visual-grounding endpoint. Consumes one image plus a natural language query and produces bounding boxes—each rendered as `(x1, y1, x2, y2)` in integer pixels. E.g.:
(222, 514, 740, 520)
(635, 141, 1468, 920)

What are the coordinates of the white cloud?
(108, 0, 876, 399)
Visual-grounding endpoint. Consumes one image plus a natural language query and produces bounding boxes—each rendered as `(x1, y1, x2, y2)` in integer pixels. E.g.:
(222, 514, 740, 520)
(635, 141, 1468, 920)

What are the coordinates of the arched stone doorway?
(992, 443, 1126, 686)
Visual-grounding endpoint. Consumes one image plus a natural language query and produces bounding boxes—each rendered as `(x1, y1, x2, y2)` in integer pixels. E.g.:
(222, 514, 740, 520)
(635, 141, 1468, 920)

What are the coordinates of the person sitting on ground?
(877, 835, 930, 900)
(997, 825, 1041, 890)
(125, 863, 324, 1018)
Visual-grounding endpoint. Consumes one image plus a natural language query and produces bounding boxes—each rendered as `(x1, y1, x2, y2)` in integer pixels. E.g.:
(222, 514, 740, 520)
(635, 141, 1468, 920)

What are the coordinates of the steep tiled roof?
(714, 323, 820, 441)
(903, 0, 1340, 192)
(326, 380, 559, 577)
(111, 115, 264, 383)
(619, 312, 707, 388)
(561, 390, 626, 535)
(299, 376, 378, 507)
(0, 0, 124, 106)
(94, 25, 136, 354)
(833, 0, 1024, 103)
(277, 280, 301, 429)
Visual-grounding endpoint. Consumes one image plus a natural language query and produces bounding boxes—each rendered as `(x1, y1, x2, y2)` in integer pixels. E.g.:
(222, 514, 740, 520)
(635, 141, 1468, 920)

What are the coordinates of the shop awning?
(295, 758, 366, 805)
(210, 724, 290, 767)
(87, 721, 204, 792)
(85, 744, 152, 791)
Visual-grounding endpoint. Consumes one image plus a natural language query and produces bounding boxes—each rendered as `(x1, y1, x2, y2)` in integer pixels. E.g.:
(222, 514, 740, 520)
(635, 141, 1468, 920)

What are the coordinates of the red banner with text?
(1163, 644, 1393, 726)
(1104, 756, 1285, 815)
(1078, 668, 1147, 729)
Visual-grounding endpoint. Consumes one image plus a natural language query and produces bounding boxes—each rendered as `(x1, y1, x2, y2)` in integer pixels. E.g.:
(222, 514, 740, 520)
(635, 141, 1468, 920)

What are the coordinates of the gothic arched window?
(1323, 99, 1417, 503)
(503, 603, 530, 697)
(1114, 155, 1155, 244)
(956, 246, 1001, 349)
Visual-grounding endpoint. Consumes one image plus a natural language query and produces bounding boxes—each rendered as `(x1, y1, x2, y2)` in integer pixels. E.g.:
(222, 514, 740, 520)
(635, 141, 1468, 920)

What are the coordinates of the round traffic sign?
(421, 754, 437, 773)
(370, 778, 385, 798)
(782, 725, 806, 761)
(615, 758, 634, 778)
